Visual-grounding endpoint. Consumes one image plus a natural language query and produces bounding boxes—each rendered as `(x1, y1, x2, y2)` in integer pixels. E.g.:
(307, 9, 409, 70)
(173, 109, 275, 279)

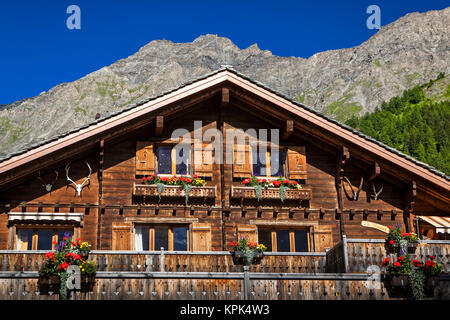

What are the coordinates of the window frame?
(155, 143, 193, 176)
(134, 224, 190, 251)
(15, 227, 74, 251)
(251, 145, 287, 178)
(257, 227, 311, 252)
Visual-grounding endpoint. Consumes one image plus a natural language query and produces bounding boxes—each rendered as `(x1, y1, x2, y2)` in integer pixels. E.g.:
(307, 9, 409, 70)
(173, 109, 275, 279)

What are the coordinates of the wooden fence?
(0, 251, 326, 273)
(1, 271, 449, 300)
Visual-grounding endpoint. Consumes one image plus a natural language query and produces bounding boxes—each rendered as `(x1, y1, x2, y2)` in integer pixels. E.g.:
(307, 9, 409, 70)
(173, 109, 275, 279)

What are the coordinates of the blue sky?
(0, 1, 447, 105)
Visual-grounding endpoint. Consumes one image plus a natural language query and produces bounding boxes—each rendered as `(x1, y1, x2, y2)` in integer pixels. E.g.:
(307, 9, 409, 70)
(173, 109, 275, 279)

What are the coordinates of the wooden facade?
(0, 69, 449, 254)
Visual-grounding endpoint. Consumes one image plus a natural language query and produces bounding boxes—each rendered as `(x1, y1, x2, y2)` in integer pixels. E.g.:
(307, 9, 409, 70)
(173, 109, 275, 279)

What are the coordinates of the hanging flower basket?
(385, 240, 418, 254)
(229, 239, 267, 266)
(231, 251, 264, 265)
(38, 274, 61, 292)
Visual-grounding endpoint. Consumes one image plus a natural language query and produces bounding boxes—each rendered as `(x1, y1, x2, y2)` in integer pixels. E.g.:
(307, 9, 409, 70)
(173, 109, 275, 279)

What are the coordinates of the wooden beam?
(283, 120, 294, 140)
(221, 88, 230, 107)
(367, 162, 380, 182)
(155, 116, 164, 136)
(336, 146, 350, 239)
(403, 181, 416, 232)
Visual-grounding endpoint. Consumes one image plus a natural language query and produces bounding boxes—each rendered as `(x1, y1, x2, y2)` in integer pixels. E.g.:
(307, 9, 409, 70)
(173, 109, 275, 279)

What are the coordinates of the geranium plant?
(229, 238, 267, 265)
(39, 234, 97, 299)
(386, 224, 419, 255)
(381, 254, 443, 299)
(241, 176, 301, 202)
(141, 174, 207, 204)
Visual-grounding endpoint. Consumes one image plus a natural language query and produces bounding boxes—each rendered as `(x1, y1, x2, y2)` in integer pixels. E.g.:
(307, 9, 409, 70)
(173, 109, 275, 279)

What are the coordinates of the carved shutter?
(237, 224, 257, 243)
(112, 223, 132, 250)
(287, 146, 307, 179)
(194, 142, 213, 177)
(233, 143, 252, 178)
(191, 223, 211, 251)
(136, 141, 155, 175)
(313, 225, 333, 252)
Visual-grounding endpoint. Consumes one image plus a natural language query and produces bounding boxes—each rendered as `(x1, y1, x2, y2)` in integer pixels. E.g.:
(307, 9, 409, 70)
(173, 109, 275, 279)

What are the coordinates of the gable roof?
(0, 67, 449, 192)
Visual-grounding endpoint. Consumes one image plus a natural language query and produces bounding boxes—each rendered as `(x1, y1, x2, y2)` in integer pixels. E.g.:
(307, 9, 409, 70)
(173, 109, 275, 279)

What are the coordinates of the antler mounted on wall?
(37, 170, 59, 192)
(343, 176, 364, 201)
(65, 162, 92, 197)
(371, 182, 383, 200)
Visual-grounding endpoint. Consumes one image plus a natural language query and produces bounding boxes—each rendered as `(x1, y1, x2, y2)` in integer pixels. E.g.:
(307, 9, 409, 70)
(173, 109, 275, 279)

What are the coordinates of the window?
(257, 228, 310, 252)
(157, 145, 191, 175)
(134, 225, 189, 251)
(16, 228, 73, 250)
(252, 147, 285, 177)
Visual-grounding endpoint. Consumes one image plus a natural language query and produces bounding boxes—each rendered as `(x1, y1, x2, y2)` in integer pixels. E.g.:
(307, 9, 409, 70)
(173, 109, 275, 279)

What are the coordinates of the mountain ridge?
(0, 7, 449, 159)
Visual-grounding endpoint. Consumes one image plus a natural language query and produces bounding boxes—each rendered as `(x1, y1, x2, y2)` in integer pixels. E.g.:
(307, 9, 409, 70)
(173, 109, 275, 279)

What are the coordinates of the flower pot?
(80, 248, 90, 260)
(38, 274, 61, 293)
(80, 274, 96, 292)
(424, 276, 439, 297)
(385, 240, 418, 255)
(231, 251, 264, 265)
(384, 274, 411, 298)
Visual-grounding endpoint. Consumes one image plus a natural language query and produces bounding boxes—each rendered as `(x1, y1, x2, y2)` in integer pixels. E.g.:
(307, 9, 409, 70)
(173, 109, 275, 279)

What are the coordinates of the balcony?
(133, 183, 216, 199)
(0, 239, 448, 300)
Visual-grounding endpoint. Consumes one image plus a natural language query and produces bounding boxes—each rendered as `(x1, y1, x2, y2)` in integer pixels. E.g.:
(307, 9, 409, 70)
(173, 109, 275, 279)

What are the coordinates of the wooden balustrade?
(133, 184, 216, 198)
(0, 251, 325, 273)
(0, 272, 449, 300)
(231, 186, 311, 201)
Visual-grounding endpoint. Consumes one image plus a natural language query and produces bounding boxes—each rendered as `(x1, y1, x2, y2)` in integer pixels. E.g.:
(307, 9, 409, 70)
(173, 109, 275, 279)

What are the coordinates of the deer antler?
(37, 170, 59, 192)
(65, 162, 92, 196)
(343, 176, 364, 201)
(372, 182, 383, 200)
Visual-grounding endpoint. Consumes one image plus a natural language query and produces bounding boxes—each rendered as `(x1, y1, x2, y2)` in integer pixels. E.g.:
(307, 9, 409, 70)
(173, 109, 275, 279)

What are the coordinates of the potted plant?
(381, 255, 443, 299)
(229, 238, 267, 265)
(385, 225, 419, 254)
(422, 255, 443, 297)
(241, 177, 301, 202)
(78, 241, 91, 260)
(79, 260, 98, 291)
(140, 174, 208, 204)
(38, 233, 94, 299)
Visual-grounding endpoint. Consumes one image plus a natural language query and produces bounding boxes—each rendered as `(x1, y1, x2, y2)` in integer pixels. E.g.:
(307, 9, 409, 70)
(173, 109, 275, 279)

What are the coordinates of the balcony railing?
(231, 186, 312, 201)
(133, 184, 216, 198)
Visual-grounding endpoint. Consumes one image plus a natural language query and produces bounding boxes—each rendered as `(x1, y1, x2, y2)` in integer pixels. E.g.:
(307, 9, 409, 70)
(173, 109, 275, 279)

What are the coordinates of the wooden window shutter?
(112, 223, 132, 250)
(313, 225, 333, 252)
(287, 146, 307, 179)
(233, 143, 252, 178)
(191, 223, 211, 251)
(237, 224, 257, 243)
(194, 143, 213, 177)
(136, 141, 155, 175)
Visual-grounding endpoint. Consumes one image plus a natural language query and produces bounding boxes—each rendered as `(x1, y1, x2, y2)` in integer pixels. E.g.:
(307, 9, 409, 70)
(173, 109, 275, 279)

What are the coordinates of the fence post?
(342, 235, 349, 273)
(160, 247, 165, 272)
(243, 265, 250, 300)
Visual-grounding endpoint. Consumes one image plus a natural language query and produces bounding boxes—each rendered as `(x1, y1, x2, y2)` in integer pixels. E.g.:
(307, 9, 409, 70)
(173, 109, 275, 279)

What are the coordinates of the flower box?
(231, 186, 311, 201)
(384, 274, 411, 298)
(424, 276, 439, 297)
(133, 184, 216, 198)
(80, 248, 90, 260)
(80, 274, 96, 292)
(38, 275, 61, 292)
(231, 251, 264, 266)
(385, 240, 418, 254)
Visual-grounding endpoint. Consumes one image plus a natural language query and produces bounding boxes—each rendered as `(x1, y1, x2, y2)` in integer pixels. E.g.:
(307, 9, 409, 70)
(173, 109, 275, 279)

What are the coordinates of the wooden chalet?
(0, 68, 449, 300)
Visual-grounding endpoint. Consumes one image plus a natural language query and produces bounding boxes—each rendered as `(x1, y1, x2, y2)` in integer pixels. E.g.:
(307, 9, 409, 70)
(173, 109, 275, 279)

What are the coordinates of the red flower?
(430, 255, 435, 260)
(45, 252, 55, 260)
(283, 179, 289, 184)
(59, 262, 69, 271)
(381, 257, 390, 266)
(389, 240, 394, 245)
(292, 180, 298, 185)
(74, 254, 81, 260)
(194, 175, 198, 179)
(393, 262, 401, 267)
(186, 178, 191, 183)
(76, 238, 81, 242)
(387, 226, 392, 229)
(63, 237, 68, 241)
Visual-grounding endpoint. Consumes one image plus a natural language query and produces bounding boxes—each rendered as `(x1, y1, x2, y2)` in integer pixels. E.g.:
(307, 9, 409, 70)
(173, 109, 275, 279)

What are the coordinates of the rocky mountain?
(0, 7, 449, 159)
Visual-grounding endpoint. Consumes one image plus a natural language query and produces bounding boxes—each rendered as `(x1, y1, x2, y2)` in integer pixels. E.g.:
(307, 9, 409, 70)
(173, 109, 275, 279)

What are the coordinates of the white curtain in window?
(135, 226, 143, 251)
